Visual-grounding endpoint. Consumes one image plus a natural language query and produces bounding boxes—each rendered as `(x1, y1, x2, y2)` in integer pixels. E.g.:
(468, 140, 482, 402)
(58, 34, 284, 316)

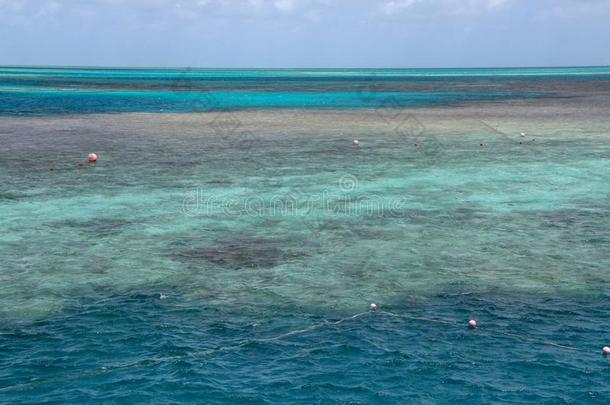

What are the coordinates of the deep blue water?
(1, 67, 610, 403)
(1, 293, 609, 403)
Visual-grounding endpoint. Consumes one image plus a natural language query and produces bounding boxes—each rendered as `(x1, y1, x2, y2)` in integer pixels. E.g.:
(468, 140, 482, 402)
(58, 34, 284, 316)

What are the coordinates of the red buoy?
(88, 153, 98, 163)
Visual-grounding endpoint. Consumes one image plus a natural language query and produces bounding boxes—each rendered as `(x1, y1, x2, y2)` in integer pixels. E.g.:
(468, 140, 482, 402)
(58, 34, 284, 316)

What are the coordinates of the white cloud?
(383, 0, 420, 15)
(382, 0, 511, 16)
(552, 0, 610, 17)
(1, 0, 609, 22)
(274, 0, 296, 12)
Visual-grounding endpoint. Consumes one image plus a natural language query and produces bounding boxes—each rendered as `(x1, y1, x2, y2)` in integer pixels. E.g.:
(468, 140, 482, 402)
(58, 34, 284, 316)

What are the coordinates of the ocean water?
(3, 66, 610, 116)
(1, 67, 610, 403)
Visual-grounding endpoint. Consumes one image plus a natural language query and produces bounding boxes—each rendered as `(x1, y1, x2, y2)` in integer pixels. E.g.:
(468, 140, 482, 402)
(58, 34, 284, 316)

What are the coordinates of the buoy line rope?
(0, 308, 603, 393)
(493, 330, 587, 352)
(379, 310, 456, 325)
(378, 310, 588, 352)
(0, 311, 373, 393)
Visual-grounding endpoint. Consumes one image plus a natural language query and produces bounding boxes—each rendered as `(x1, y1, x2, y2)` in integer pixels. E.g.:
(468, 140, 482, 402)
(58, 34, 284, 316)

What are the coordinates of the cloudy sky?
(1, 0, 609, 67)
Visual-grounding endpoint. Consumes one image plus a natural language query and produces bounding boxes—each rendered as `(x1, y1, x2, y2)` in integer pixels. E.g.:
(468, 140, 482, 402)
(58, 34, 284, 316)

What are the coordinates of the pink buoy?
(370, 303, 377, 312)
(603, 346, 610, 355)
(352, 139, 360, 146)
(88, 153, 98, 163)
(468, 319, 477, 329)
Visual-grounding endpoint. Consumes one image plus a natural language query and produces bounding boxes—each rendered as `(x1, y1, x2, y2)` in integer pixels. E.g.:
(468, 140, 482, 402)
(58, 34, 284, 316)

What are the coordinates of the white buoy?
(88, 153, 98, 163)
(468, 319, 477, 328)
(370, 303, 377, 311)
(352, 139, 360, 146)
(603, 346, 610, 355)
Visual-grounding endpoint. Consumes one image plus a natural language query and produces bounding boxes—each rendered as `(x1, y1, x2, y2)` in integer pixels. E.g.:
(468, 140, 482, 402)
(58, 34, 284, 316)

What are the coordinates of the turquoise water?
(1, 67, 610, 403)
(3, 66, 610, 115)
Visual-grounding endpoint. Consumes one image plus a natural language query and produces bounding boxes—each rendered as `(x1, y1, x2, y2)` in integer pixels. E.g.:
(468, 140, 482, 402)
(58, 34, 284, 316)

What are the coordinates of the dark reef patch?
(52, 218, 134, 237)
(170, 237, 310, 270)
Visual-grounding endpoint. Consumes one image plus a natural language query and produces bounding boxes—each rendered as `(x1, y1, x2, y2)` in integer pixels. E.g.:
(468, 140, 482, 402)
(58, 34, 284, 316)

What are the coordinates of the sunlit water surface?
(1, 67, 609, 403)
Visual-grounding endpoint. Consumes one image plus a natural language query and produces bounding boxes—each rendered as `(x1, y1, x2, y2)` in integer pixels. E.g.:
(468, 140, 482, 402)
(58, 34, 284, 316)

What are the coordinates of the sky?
(0, 0, 609, 68)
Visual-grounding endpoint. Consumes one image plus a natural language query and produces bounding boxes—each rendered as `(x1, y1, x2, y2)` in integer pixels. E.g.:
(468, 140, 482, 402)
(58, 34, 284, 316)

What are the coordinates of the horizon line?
(1, 64, 610, 71)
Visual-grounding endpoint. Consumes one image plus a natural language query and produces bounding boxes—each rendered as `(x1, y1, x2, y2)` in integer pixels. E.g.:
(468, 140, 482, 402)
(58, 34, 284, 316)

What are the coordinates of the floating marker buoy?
(520, 132, 526, 137)
(603, 346, 610, 355)
(468, 319, 477, 328)
(370, 303, 377, 311)
(88, 153, 98, 163)
(352, 139, 360, 146)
